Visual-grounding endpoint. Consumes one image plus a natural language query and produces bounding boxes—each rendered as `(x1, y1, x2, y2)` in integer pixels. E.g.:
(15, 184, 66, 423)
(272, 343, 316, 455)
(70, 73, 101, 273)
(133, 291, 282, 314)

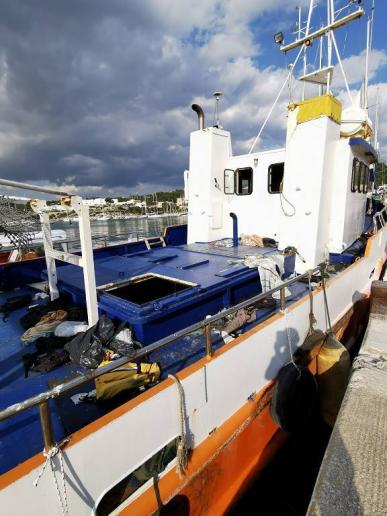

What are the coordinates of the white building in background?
(83, 198, 107, 207)
(176, 197, 187, 207)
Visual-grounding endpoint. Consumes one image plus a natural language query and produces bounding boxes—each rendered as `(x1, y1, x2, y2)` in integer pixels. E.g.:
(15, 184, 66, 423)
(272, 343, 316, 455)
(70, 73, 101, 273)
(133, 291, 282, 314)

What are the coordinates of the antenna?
(364, 0, 375, 110)
(213, 91, 223, 128)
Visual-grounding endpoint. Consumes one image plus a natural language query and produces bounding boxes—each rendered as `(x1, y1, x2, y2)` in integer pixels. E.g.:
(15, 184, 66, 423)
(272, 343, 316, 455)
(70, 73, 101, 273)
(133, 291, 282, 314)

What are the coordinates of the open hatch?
(102, 273, 196, 306)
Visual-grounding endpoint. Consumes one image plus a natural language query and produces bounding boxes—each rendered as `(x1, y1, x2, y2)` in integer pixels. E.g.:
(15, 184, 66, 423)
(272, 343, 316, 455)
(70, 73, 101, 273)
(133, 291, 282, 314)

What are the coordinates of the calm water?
(52, 215, 187, 245)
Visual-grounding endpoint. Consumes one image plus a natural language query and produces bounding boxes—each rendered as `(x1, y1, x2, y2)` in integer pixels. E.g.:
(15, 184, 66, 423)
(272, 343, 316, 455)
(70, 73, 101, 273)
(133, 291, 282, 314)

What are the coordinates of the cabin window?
(351, 159, 369, 193)
(268, 163, 284, 194)
(224, 169, 235, 194)
(235, 167, 253, 195)
(96, 439, 177, 515)
(360, 162, 370, 193)
(351, 159, 361, 193)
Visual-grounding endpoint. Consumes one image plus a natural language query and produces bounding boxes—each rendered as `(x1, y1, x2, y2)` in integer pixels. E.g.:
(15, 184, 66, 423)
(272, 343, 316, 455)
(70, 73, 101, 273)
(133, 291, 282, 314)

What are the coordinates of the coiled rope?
(168, 374, 189, 478)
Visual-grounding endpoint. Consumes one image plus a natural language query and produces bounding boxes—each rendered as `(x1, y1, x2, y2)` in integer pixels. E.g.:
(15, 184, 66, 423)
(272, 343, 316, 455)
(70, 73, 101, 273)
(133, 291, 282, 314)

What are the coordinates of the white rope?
(279, 190, 296, 217)
(248, 44, 305, 154)
(168, 374, 189, 478)
(34, 439, 70, 516)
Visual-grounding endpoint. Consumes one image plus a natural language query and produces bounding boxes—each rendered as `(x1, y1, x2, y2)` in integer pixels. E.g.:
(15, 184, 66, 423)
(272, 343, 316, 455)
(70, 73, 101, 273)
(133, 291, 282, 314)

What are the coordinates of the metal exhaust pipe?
(191, 104, 205, 130)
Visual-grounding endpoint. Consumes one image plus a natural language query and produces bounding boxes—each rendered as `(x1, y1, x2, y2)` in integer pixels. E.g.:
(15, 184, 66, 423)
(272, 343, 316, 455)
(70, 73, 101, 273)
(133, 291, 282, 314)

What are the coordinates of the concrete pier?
(307, 281, 387, 516)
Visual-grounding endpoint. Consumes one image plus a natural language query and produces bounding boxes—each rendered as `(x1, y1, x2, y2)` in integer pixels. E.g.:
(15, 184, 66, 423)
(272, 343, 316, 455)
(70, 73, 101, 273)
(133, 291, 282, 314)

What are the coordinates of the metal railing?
(60, 231, 148, 252)
(373, 207, 386, 233)
(0, 265, 321, 451)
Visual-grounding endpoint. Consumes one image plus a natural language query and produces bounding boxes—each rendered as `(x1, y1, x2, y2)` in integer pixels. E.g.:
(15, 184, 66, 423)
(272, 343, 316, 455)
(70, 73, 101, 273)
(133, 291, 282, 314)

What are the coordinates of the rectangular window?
(351, 159, 369, 193)
(224, 169, 235, 194)
(268, 163, 284, 194)
(360, 162, 370, 193)
(235, 167, 253, 195)
(351, 159, 360, 193)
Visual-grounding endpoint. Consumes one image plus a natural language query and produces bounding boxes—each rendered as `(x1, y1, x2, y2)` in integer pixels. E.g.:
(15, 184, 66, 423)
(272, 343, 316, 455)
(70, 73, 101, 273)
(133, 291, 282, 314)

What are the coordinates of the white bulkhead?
(278, 95, 342, 271)
(187, 127, 231, 244)
(187, 94, 373, 272)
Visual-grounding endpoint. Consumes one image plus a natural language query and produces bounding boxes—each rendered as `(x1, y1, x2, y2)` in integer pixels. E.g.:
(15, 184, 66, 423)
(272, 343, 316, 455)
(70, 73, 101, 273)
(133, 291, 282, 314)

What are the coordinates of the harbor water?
(52, 215, 187, 244)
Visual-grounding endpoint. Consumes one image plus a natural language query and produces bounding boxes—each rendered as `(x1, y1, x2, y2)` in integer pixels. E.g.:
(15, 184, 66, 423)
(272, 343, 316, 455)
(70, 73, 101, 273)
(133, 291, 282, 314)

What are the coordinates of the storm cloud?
(0, 1, 385, 196)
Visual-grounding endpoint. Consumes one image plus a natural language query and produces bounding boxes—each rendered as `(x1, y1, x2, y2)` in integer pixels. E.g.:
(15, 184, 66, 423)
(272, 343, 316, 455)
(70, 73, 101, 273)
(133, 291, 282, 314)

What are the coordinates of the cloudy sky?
(0, 0, 386, 198)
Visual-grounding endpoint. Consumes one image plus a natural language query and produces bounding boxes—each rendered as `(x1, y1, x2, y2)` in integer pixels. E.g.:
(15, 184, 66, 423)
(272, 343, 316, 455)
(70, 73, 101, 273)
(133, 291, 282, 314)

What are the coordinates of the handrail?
(373, 206, 386, 233)
(0, 266, 321, 423)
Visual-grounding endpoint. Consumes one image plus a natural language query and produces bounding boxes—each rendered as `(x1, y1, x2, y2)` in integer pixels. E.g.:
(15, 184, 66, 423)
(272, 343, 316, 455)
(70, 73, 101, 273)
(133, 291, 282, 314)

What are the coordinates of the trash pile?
(18, 293, 160, 401)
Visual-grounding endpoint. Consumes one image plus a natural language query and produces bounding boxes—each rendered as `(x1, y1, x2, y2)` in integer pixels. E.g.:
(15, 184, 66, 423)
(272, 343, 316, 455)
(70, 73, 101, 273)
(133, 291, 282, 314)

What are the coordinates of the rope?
(34, 438, 70, 516)
(321, 270, 332, 332)
(353, 355, 387, 372)
(279, 191, 296, 217)
(249, 44, 305, 154)
(168, 374, 189, 478)
(308, 271, 317, 334)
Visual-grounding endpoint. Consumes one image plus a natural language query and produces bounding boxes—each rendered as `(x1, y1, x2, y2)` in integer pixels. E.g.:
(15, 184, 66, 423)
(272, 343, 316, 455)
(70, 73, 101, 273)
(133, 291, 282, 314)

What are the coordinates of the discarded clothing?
(244, 255, 291, 299)
(21, 310, 67, 343)
(20, 306, 47, 330)
(223, 308, 256, 334)
(30, 349, 70, 373)
(34, 335, 69, 354)
(32, 292, 49, 301)
(65, 314, 115, 369)
(54, 320, 88, 338)
(215, 238, 234, 248)
(22, 348, 70, 376)
(95, 362, 160, 400)
(240, 234, 264, 247)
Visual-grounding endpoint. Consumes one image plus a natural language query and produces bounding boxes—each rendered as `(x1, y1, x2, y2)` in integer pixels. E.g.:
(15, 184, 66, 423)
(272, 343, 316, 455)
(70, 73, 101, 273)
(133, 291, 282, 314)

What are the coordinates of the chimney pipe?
(191, 104, 205, 130)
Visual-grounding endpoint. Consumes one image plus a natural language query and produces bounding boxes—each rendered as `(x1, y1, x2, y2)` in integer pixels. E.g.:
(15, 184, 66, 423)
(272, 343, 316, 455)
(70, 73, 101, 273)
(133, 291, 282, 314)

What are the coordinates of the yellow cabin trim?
(289, 94, 342, 125)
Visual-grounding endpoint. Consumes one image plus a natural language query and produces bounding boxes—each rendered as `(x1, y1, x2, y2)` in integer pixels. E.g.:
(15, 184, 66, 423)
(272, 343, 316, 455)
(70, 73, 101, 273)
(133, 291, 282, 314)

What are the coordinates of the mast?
(302, 0, 314, 100)
(279, 1, 364, 100)
(364, 1, 375, 110)
(319, 30, 324, 96)
(326, 0, 334, 94)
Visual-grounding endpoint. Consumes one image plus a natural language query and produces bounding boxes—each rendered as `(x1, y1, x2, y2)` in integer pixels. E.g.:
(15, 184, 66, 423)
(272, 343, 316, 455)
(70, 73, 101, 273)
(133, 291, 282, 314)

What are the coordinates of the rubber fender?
(317, 331, 350, 427)
(270, 362, 318, 432)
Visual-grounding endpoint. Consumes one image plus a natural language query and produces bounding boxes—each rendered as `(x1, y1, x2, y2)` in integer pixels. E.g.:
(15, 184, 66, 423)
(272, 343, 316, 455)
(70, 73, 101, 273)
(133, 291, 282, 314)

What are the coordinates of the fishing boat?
(0, 2, 386, 515)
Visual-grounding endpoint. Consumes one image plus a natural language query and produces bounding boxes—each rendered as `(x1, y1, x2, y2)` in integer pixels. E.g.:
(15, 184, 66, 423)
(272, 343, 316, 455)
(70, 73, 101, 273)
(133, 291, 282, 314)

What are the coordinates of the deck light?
(274, 32, 284, 45)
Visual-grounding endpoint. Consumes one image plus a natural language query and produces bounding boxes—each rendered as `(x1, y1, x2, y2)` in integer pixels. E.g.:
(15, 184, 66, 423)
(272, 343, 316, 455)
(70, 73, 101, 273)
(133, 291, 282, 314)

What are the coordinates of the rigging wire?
(248, 43, 305, 154)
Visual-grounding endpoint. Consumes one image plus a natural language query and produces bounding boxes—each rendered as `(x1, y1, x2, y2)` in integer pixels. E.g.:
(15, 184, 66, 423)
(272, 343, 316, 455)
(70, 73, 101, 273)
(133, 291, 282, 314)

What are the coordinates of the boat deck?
(0, 228, 369, 476)
(0, 252, 305, 475)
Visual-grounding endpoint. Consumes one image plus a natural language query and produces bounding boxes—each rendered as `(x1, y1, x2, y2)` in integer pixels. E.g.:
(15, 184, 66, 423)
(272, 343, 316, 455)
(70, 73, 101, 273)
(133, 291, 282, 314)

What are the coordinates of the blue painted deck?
(2, 224, 367, 476)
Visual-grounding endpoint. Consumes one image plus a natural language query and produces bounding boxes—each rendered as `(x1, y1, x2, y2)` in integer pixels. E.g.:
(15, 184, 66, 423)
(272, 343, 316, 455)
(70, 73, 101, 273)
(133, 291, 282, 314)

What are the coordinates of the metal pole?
(78, 202, 99, 326)
(326, 0, 333, 94)
(204, 324, 212, 358)
(39, 401, 54, 451)
(280, 287, 286, 312)
(0, 178, 70, 197)
(40, 211, 59, 301)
